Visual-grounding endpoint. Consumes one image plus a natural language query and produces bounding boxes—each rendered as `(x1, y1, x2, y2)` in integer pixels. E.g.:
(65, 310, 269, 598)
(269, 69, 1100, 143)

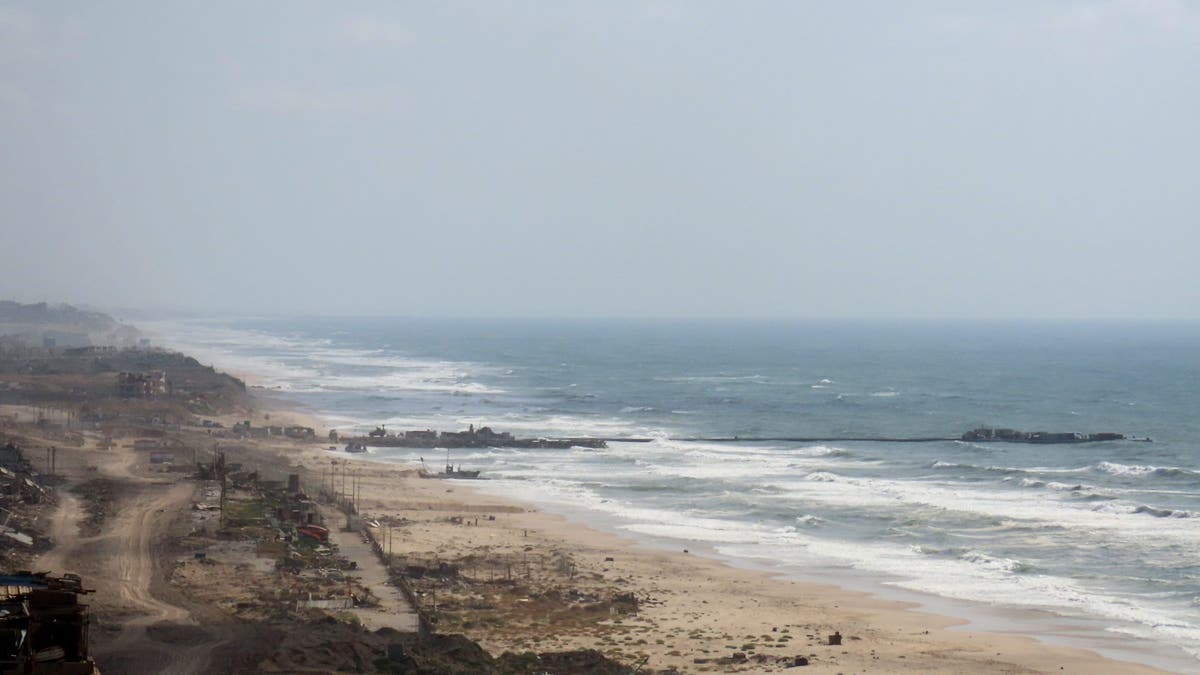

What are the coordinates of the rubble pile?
(0, 441, 55, 568)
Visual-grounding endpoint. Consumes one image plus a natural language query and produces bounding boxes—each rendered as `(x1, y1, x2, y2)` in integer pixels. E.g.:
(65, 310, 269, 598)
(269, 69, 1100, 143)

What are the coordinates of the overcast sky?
(2, 1, 1198, 319)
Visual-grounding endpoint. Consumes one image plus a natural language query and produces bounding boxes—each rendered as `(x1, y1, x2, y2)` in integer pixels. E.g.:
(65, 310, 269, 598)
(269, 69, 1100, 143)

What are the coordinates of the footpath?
(321, 505, 422, 633)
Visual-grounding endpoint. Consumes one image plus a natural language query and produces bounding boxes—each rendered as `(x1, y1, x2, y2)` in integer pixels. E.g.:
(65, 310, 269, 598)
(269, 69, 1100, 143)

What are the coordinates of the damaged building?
(0, 572, 96, 674)
(115, 371, 169, 398)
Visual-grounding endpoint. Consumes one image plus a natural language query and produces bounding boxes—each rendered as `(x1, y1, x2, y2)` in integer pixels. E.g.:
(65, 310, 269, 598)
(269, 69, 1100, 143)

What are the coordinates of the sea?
(145, 317, 1200, 671)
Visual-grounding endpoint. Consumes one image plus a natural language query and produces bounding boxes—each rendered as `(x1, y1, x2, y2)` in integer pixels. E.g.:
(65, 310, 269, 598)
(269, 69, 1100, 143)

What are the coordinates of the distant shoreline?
(133, 319, 1191, 673)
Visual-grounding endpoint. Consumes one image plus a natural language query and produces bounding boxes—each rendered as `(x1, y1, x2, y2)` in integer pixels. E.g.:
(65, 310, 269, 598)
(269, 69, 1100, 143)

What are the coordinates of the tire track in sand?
(43, 478, 234, 674)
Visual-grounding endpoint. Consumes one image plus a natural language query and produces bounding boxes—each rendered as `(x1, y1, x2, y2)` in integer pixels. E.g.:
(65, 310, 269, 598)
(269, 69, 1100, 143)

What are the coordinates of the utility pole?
(217, 452, 227, 528)
(329, 460, 336, 502)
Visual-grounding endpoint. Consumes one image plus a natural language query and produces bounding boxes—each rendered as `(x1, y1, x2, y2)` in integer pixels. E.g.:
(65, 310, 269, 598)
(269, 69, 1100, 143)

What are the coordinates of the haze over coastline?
(3, 2, 1200, 673)
(3, 2, 1199, 320)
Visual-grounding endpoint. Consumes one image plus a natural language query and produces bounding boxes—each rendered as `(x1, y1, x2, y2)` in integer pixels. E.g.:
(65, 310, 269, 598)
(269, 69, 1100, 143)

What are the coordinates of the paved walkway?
(322, 507, 421, 633)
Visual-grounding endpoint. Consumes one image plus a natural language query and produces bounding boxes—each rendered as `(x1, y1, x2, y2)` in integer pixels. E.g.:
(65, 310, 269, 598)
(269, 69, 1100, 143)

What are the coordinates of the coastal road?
(40, 464, 245, 673)
(321, 506, 422, 633)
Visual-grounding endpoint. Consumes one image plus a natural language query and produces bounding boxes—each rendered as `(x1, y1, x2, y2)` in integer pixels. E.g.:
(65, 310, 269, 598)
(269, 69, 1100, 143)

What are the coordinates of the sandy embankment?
(254, 401, 1168, 674)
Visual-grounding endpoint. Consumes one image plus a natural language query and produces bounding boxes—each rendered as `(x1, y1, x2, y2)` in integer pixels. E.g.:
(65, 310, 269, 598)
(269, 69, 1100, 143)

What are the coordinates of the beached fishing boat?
(419, 450, 481, 479)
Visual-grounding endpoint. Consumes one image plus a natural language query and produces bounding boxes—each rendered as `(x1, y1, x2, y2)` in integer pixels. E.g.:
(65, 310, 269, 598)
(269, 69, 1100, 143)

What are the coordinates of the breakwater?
(352, 427, 1143, 449)
(347, 424, 607, 449)
(651, 428, 1142, 444)
(666, 436, 956, 443)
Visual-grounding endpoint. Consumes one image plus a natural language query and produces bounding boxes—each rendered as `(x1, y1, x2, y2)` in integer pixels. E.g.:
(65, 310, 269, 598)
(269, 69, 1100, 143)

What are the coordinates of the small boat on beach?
(419, 450, 481, 479)
(434, 465, 481, 479)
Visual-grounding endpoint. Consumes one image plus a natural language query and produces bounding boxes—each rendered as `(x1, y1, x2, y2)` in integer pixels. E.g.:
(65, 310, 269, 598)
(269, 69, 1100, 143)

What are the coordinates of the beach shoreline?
(4, 332, 1183, 673)
(463, 461, 1191, 673)
(245, 385, 1181, 674)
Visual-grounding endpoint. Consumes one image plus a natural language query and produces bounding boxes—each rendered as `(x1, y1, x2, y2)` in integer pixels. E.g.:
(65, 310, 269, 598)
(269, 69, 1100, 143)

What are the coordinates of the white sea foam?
(484, 465, 1200, 659)
(143, 319, 509, 398)
(717, 534, 1200, 659)
(1096, 461, 1200, 479)
(795, 445, 850, 457)
(143, 316, 1200, 667)
(776, 472, 1200, 545)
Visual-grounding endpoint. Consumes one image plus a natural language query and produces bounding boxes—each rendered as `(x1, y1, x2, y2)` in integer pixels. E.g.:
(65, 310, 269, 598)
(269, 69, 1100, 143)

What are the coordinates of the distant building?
(116, 370, 169, 398)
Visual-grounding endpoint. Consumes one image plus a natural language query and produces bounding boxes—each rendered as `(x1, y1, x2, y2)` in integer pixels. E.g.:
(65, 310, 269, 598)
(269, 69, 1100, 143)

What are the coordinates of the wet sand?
(263, 416, 1170, 674)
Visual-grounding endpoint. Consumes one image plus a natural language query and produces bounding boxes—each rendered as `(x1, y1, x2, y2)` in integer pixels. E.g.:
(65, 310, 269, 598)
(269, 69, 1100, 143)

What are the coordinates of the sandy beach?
(235, 393, 1167, 675)
(0, 346, 1175, 674)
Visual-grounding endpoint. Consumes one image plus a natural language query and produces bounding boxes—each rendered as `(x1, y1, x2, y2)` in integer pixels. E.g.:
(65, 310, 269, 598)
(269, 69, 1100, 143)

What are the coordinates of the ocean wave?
(1133, 505, 1195, 518)
(722, 534, 1200, 653)
(146, 320, 511, 397)
(795, 445, 850, 458)
(1046, 481, 1087, 491)
(958, 549, 1037, 574)
(931, 460, 1030, 475)
(782, 473, 1200, 543)
(933, 461, 1096, 477)
(1095, 461, 1200, 480)
(911, 546, 1036, 574)
(1089, 501, 1195, 518)
(931, 459, 986, 471)
(619, 406, 656, 413)
(1013, 478, 1114, 502)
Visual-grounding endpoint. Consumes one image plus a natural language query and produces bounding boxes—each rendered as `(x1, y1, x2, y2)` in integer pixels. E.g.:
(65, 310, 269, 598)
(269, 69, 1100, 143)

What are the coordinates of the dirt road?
(39, 457, 246, 674)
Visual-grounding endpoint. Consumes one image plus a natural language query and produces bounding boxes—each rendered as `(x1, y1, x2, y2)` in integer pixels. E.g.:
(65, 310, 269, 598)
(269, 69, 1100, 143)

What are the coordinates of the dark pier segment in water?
(351, 426, 1146, 449)
(666, 436, 957, 443)
(659, 428, 1145, 444)
(349, 425, 609, 449)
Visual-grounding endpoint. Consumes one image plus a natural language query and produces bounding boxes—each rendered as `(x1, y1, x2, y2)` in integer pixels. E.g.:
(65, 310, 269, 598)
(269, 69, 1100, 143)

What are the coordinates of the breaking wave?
(1095, 462, 1200, 480)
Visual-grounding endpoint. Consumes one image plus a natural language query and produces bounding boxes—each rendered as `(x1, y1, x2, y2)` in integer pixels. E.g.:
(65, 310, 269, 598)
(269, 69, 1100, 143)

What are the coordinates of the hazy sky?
(2, 1, 1198, 319)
